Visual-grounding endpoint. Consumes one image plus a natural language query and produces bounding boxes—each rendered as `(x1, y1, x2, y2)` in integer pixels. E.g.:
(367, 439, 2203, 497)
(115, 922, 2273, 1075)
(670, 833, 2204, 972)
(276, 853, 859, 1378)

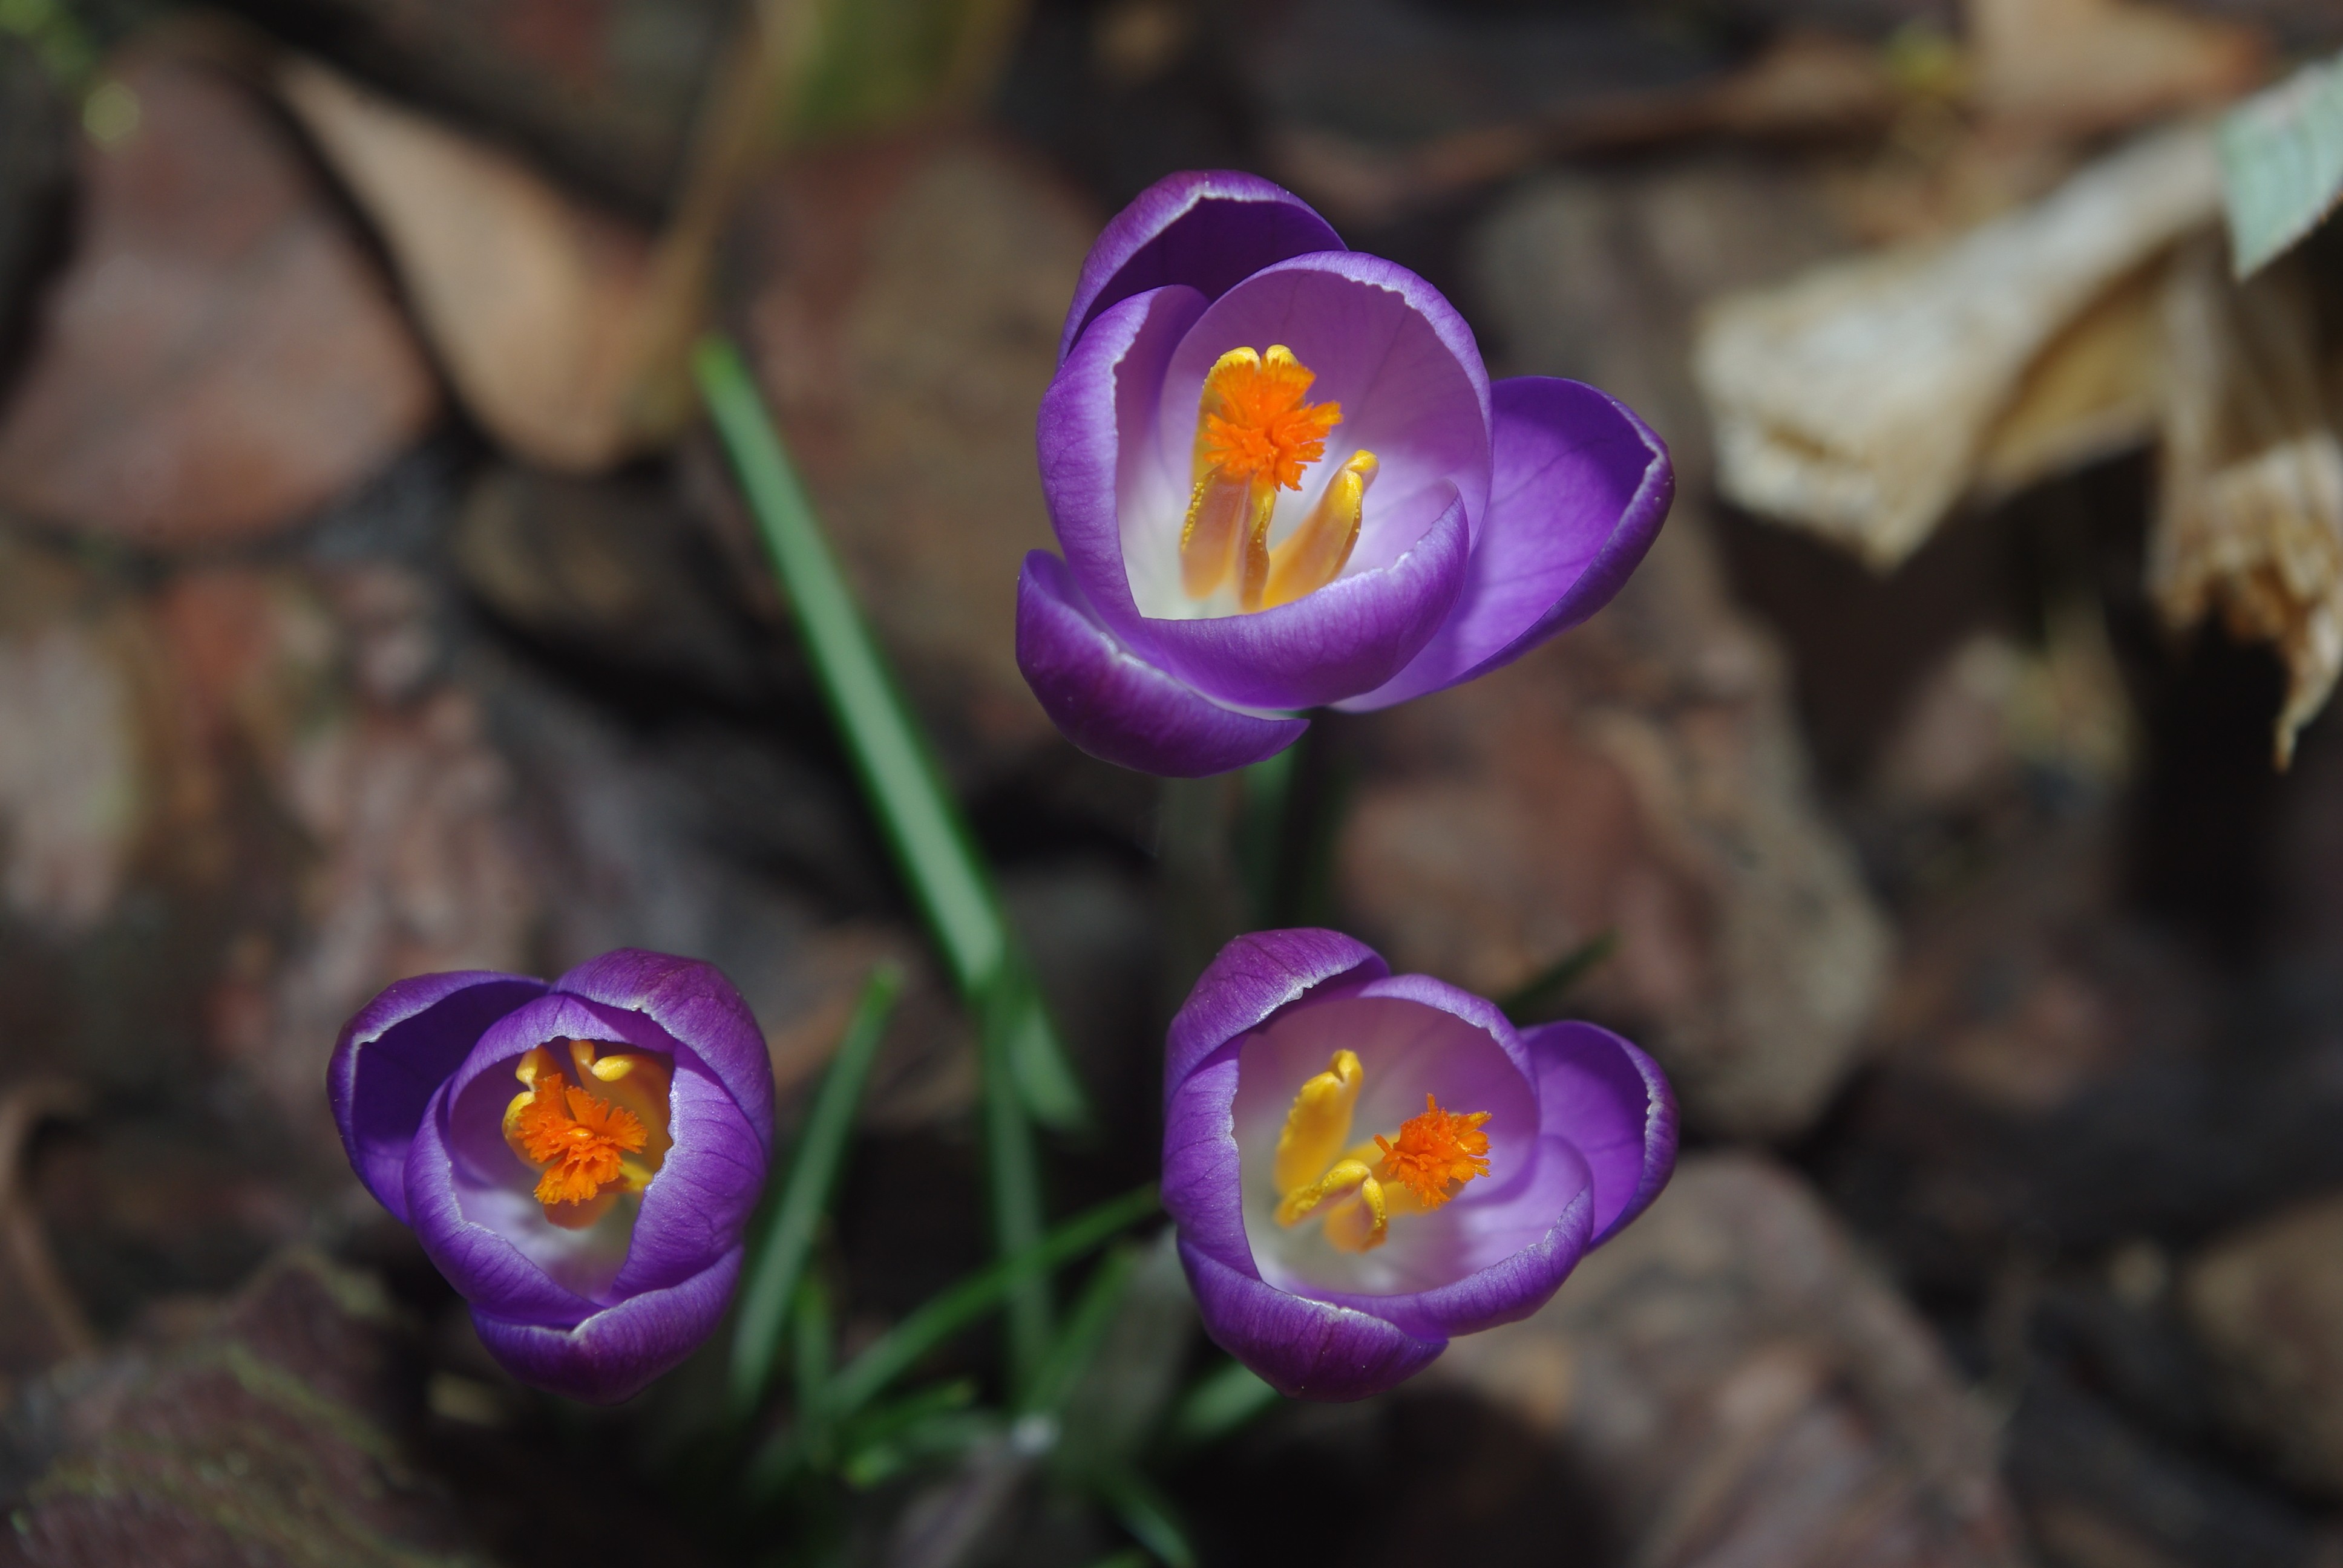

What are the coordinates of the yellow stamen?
(1179, 345, 1343, 605)
(1267, 1053, 1492, 1254)
(1260, 451, 1376, 610)
(1272, 1049, 1362, 1197)
(1274, 1158, 1387, 1253)
(502, 1040, 673, 1227)
(1374, 1095, 1493, 1210)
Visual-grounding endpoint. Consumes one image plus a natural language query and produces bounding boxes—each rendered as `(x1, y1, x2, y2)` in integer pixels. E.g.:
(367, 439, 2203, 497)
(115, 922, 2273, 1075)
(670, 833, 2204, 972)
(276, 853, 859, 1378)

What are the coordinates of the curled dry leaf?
(1971, 258, 2168, 503)
(1969, 0, 2267, 142)
(1695, 127, 2220, 570)
(278, 57, 688, 472)
(0, 49, 438, 546)
(2152, 238, 2343, 768)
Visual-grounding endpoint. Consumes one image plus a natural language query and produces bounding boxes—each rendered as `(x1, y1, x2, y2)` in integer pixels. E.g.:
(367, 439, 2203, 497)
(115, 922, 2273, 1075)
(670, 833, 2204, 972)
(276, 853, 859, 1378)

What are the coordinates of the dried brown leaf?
(1696, 127, 2218, 570)
(2152, 238, 2343, 767)
(279, 57, 678, 472)
(0, 49, 437, 546)
(1970, 0, 2267, 142)
(1973, 258, 2168, 501)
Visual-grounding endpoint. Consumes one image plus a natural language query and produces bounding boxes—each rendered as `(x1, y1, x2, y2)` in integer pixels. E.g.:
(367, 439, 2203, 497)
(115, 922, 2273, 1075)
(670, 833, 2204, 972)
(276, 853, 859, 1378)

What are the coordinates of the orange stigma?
(502, 1040, 673, 1226)
(514, 1073, 647, 1207)
(1181, 345, 1367, 609)
(1198, 345, 1341, 492)
(1374, 1094, 1492, 1210)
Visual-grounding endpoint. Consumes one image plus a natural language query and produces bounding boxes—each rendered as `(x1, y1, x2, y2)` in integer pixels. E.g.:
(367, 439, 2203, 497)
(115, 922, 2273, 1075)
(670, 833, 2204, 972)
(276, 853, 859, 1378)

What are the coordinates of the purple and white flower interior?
(1018, 169, 1674, 777)
(1164, 929, 1675, 1400)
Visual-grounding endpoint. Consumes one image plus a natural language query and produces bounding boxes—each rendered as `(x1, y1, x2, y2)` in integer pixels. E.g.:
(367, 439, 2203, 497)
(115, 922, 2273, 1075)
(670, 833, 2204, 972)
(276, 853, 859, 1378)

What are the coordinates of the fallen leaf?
(279, 57, 681, 472)
(2151, 237, 2343, 767)
(1970, 0, 2267, 141)
(0, 47, 438, 547)
(1973, 257, 2168, 501)
(1695, 126, 2219, 570)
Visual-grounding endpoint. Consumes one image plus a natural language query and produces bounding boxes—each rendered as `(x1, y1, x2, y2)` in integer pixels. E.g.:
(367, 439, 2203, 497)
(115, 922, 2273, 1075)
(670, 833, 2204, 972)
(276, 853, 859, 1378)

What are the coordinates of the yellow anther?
(1273, 1050, 1363, 1197)
(1181, 466, 1274, 599)
(1277, 1157, 1372, 1222)
(1259, 451, 1376, 610)
(1322, 1177, 1388, 1253)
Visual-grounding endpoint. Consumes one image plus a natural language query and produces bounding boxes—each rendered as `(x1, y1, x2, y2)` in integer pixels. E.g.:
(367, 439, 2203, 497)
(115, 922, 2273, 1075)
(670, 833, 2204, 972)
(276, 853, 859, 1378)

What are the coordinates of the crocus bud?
(329, 950, 774, 1403)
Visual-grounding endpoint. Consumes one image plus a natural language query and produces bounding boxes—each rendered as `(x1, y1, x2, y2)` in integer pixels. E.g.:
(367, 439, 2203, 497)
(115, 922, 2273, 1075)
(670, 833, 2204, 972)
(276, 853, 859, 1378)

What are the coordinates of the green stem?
(729, 964, 901, 1421)
(692, 334, 1087, 1131)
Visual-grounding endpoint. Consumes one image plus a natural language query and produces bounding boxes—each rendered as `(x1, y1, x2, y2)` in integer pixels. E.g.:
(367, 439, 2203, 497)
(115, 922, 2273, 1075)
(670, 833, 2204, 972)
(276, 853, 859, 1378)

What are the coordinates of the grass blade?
(792, 1273, 836, 1465)
(1236, 743, 1296, 924)
(824, 1186, 1159, 1423)
(1090, 1468, 1198, 1568)
(692, 335, 1087, 1132)
(1499, 929, 1618, 1025)
(729, 963, 902, 1420)
(981, 970, 1052, 1390)
(1020, 1244, 1140, 1417)
(1165, 1359, 1279, 1451)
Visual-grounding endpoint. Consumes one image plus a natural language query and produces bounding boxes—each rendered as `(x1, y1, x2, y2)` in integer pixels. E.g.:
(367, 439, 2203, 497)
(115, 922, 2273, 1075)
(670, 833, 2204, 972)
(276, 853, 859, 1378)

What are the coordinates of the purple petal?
(1348, 972, 1531, 1091)
(1060, 171, 1343, 363)
(554, 949, 776, 1155)
(1166, 928, 1389, 1090)
(1343, 376, 1673, 711)
(607, 1036, 765, 1298)
(406, 1071, 603, 1328)
(1182, 1237, 1444, 1402)
(473, 1246, 743, 1405)
(1142, 486, 1472, 711)
(327, 971, 546, 1224)
(1163, 1051, 1250, 1271)
(1017, 550, 1307, 777)
(1526, 1021, 1677, 1246)
(1310, 1142, 1594, 1341)
(1041, 283, 1207, 658)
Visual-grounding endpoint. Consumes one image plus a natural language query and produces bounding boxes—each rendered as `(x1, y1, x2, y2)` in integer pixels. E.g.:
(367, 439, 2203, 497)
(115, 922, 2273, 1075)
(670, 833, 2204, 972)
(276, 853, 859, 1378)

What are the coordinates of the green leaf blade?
(2222, 51, 2343, 278)
(729, 963, 903, 1420)
(823, 1186, 1160, 1424)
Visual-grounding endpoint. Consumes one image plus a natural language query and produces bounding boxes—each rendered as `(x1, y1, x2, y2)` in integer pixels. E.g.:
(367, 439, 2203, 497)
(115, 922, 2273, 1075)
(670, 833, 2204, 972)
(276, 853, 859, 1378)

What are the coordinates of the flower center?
(1268, 1049, 1492, 1253)
(1374, 1096, 1492, 1209)
(502, 1039, 673, 1229)
(1179, 346, 1378, 614)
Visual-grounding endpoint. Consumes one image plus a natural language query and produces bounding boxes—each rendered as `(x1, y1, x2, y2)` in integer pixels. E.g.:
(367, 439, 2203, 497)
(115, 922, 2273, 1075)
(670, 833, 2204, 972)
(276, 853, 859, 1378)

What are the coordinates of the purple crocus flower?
(328, 950, 773, 1403)
(1164, 929, 1674, 1400)
(1018, 171, 1674, 777)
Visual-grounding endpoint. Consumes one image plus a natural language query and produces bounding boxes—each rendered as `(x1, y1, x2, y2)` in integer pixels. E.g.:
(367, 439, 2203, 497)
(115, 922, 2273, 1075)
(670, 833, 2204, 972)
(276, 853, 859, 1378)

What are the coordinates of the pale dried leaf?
(1970, 0, 2266, 141)
(278, 57, 675, 472)
(1973, 258, 2168, 501)
(1695, 128, 2218, 570)
(2153, 239, 2343, 767)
